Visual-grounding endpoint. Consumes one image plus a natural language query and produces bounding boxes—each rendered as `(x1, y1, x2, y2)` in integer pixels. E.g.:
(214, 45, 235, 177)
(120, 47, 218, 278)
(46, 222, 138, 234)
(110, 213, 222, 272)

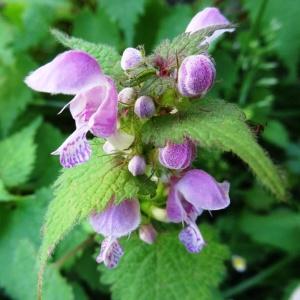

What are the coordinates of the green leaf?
(38, 139, 152, 294)
(240, 209, 300, 254)
(244, 0, 300, 81)
(99, 0, 146, 46)
(155, 4, 193, 45)
(0, 188, 73, 300)
(51, 29, 123, 78)
(32, 122, 64, 188)
(154, 24, 233, 61)
(101, 224, 229, 300)
(0, 55, 36, 136)
(10, 239, 74, 300)
(0, 118, 41, 187)
(0, 180, 14, 201)
(142, 99, 286, 199)
(73, 7, 121, 49)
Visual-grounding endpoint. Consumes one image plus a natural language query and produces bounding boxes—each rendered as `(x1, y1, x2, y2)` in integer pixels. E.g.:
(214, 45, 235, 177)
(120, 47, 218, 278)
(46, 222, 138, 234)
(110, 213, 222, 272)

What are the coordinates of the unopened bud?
(134, 96, 155, 119)
(139, 224, 157, 244)
(177, 55, 215, 98)
(128, 155, 146, 176)
(159, 139, 196, 170)
(121, 48, 142, 70)
(118, 87, 136, 104)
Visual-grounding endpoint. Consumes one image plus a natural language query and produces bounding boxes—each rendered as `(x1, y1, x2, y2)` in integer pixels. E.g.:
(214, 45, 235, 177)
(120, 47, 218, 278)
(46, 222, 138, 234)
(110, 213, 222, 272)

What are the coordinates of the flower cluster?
(25, 7, 233, 268)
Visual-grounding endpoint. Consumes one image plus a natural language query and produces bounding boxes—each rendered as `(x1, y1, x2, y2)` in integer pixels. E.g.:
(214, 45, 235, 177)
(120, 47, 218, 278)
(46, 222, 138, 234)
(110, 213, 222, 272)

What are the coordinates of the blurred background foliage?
(0, 0, 299, 299)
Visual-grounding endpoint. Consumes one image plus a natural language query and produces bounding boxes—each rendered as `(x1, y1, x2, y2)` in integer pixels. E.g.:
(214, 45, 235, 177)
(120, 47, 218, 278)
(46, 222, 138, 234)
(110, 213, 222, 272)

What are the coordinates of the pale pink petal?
(88, 77, 118, 137)
(25, 50, 103, 95)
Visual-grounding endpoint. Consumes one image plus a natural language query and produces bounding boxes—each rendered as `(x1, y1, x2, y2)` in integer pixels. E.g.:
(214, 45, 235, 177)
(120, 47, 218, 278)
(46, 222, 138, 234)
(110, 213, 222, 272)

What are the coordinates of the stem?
(53, 236, 95, 269)
(250, 0, 269, 38)
(223, 255, 295, 298)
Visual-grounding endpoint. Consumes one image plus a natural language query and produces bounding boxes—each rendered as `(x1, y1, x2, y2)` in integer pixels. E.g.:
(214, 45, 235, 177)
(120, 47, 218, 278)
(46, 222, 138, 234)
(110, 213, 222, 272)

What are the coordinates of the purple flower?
(90, 199, 141, 268)
(177, 54, 216, 98)
(159, 139, 196, 170)
(128, 155, 146, 176)
(121, 48, 142, 70)
(186, 7, 234, 45)
(134, 96, 155, 119)
(139, 224, 157, 244)
(167, 169, 230, 253)
(25, 50, 118, 168)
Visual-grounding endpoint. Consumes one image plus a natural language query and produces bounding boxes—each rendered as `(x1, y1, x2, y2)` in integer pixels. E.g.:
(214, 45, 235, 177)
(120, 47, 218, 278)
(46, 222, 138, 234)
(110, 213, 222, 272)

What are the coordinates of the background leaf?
(0, 118, 41, 188)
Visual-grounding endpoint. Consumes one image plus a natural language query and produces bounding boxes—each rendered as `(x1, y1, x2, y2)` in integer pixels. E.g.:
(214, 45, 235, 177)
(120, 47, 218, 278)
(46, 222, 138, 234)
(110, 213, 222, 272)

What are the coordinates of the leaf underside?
(142, 99, 286, 199)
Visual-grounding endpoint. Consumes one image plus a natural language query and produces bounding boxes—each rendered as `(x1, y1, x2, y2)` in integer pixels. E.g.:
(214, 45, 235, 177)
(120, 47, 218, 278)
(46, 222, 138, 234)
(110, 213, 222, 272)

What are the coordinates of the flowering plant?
(24, 7, 286, 298)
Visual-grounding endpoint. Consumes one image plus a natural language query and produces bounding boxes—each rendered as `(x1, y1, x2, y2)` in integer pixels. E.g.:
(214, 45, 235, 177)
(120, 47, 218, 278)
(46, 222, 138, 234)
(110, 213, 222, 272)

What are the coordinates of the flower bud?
(134, 96, 155, 119)
(139, 224, 157, 244)
(128, 155, 146, 176)
(118, 87, 136, 104)
(177, 55, 215, 98)
(121, 48, 142, 70)
(159, 139, 196, 170)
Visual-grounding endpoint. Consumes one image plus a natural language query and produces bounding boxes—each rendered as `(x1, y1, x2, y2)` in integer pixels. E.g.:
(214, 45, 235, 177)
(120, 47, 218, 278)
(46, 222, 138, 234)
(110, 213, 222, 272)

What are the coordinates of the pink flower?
(186, 7, 234, 45)
(167, 169, 230, 253)
(25, 50, 118, 168)
(90, 199, 141, 268)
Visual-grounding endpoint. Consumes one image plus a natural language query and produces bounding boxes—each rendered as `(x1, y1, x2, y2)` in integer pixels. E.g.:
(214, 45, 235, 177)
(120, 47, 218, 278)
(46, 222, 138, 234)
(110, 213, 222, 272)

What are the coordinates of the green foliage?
(99, 0, 147, 46)
(38, 139, 153, 294)
(0, 55, 36, 136)
(101, 224, 229, 300)
(244, 0, 300, 80)
(0, 118, 41, 188)
(0, 189, 73, 300)
(240, 209, 300, 254)
(51, 29, 123, 78)
(142, 99, 286, 199)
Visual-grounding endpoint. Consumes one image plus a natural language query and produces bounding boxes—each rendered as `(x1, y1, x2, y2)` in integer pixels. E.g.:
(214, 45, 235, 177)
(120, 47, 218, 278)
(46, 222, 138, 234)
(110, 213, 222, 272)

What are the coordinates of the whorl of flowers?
(25, 7, 234, 268)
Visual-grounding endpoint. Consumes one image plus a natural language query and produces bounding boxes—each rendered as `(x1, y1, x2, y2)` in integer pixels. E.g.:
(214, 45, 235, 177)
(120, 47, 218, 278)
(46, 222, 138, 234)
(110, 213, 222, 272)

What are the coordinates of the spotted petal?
(179, 223, 205, 253)
(96, 238, 124, 268)
(51, 126, 91, 168)
(90, 199, 141, 239)
(25, 50, 103, 95)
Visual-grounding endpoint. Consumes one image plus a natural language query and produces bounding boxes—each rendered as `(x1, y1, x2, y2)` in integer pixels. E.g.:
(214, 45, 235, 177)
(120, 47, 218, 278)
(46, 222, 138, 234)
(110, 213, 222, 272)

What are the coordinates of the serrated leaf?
(154, 24, 233, 61)
(142, 99, 286, 199)
(240, 209, 300, 254)
(51, 29, 123, 78)
(101, 224, 229, 300)
(0, 118, 41, 187)
(99, 0, 146, 46)
(38, 139, 152, 295)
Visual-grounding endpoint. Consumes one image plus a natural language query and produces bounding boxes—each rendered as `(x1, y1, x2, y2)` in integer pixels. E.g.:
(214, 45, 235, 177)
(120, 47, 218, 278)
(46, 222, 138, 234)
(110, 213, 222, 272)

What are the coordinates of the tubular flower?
(177, 54, 216, 98)
(90, 199, 141, 268)
(167, 169, 230, 253)
(159, 138, 196, 170)
(186, 7, 234, 44)
(25, 50, 118, 168)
